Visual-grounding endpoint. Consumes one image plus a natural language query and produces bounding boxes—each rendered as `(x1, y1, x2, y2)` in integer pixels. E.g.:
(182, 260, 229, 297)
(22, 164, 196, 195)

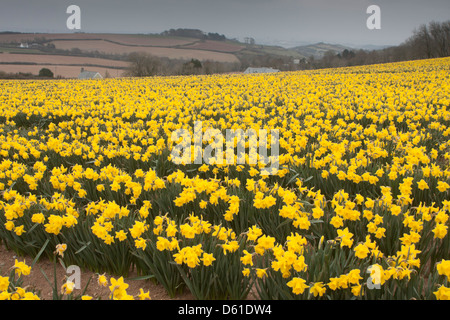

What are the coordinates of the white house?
(243, 67, 280, 74)
(78, 68, 103, 80)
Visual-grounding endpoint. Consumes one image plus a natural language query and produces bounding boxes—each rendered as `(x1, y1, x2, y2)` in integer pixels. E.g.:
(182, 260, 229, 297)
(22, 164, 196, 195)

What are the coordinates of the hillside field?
(0, 33, 247, 78)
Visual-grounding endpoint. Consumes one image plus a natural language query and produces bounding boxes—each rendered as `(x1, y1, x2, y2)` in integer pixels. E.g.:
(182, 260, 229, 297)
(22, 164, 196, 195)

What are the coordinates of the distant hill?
(160, 28, 227, 41)
(0, 31, 314, 78)
(0, 32, 244, 78)
(353, 44, 393, 51)
(0, 31, 392, 78)
(0, 32, 244, 61)
(290, 42, 355, 59)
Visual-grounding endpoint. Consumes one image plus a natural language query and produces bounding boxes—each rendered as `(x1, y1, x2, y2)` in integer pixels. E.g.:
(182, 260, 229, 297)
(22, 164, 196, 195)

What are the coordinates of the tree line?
(0, 67, 58, 79)
(160, 28, 227, 41)
(305, 20, 450, 70)
(126, 20, 449, 77)
(1, 20, 447, 79)
(124, 53, 241, 77)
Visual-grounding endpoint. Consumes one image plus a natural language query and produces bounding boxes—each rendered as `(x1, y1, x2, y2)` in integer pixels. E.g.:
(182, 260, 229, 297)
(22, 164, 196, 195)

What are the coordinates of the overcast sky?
(0, 0, 448, 47)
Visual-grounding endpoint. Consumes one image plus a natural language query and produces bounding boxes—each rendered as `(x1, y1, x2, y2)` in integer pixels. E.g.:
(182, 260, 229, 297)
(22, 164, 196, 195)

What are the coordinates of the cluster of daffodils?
(0, 57, 449, 299)
(0, 259, 39, 300)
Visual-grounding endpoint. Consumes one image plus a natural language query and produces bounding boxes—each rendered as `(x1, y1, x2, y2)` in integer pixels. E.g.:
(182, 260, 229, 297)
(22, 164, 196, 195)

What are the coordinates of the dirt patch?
(0, 52, 128, 78)
(0, 53, 128, 68)
(182, 40, 244, 53)
(50, 40, 240, 63)
(0, 33, 197, 47)
(0, 64, 125, 78)
(0, 242, 194, 300)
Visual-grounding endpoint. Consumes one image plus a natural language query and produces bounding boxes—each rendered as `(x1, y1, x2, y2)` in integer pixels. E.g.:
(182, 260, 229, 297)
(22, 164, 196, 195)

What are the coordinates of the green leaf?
(275, 218, 293, 230)
(31, 238, 49, 268)
(27, 223, 40, 234)
(126, 274, 155, 281)
(75, 242, 91, 254)
(286, 172, 299, 186)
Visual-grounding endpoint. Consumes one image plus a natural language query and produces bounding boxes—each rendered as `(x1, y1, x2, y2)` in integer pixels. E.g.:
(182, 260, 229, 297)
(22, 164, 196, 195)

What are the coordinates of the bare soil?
(0, 33, 197, 47)
(0, 64, 125, 78)
(182, 40, 244, 53)
(0, 53, 129, 68)
(0, 242, 194, 300)
(50, 40, 239, 63)
(0, 33, 240, 78)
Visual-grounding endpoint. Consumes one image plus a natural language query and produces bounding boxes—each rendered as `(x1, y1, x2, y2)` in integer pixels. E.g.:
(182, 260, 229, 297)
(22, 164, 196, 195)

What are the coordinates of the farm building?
(243, 67, 280, 74)
(78, 68, 103, 79)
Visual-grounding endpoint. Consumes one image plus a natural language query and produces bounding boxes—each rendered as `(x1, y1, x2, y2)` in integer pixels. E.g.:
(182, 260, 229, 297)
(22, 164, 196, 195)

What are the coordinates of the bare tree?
(414, 24, 433, 58)
(444, 21, 450, 55)
(126, 52, 161, 77)
(429, 21, 448, 57)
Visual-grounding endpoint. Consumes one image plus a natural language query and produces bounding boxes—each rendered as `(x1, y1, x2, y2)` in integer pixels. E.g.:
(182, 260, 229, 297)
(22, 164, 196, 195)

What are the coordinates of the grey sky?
(0, 0, 448, 47)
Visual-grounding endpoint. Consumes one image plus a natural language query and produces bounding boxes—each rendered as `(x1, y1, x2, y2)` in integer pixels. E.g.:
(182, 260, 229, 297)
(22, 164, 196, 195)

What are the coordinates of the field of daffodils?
(0, 57, 449, 300)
